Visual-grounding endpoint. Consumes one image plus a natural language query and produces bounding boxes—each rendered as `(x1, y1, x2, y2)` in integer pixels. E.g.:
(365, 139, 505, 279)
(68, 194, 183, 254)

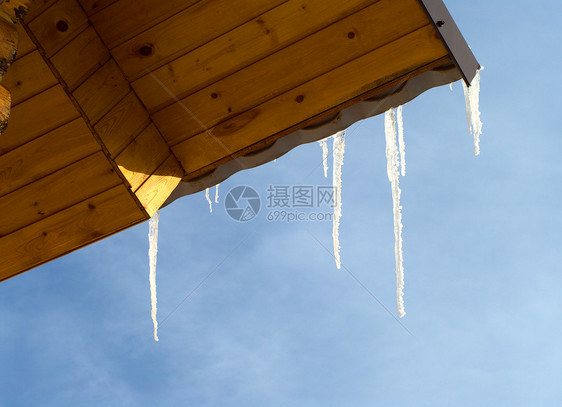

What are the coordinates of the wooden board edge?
(182, 55, 451, 181)
(0, 185, 148, 283)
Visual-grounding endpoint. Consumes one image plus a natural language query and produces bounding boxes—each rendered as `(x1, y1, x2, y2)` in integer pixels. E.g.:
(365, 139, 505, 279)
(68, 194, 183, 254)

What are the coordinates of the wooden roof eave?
(164, 0, 479, 205)
(0, 0, 480, 282)
(418, 0, 480, 85)
(164, 58, 462, 204)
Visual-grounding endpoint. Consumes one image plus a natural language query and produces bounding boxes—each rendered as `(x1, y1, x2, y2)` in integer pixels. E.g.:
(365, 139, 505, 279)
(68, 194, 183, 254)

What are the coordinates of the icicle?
(462, 69, 483, 156)
(215, 184, 220, 203)
(317, 139, 329, 178)
(332, 131, 345, 269)
(397, 105, 406, 177)
(148, 211, 160, 341)
(449, 83, 453, 91)
(385, 109, 405, 318)
(205, 188, 213, 213)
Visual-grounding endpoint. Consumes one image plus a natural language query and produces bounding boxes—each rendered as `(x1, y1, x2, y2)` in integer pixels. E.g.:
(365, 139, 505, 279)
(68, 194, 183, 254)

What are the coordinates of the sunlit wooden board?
(0, 0, 478, 281)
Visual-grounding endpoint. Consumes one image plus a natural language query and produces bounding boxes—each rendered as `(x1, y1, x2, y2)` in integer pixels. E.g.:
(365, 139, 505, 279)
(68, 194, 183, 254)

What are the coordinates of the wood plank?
(114, 123, 170, 191)
(172, 24, 447, 174)
(3, 50, 58, 105)
(184, 55, 451, 181)
(151, 0, 429, 145)
(50, 25, 111, 90)
(78, 0, 118, 16)
(0, 0, 33, 22)
(72, 58, 130, 123)
(135, 154, 183, 216)
(0, 117, 100, 197)
(90, 0, 200, 49)
(111, 0, 287, 81)
(0, 151, 121, 236)
(0, 184, 145, 282)
(0, 84, 9, 132)
(133, 0, 377, 112)
(23, 0, 54, 22)
(94, 91, 150, 157)
(0, 14, 18, 71)
(27, 0, 89, 57)
(15, 22, 35, 58)
(0, 85, 80, 154)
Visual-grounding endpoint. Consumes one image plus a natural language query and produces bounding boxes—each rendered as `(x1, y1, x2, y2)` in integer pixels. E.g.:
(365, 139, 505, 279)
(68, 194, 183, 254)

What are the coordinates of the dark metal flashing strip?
(417, 0, 480, 85)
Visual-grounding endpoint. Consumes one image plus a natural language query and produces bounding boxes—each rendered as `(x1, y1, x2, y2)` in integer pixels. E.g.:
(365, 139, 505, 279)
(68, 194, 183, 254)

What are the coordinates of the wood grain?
(94, 91, 150, 157)
(27, 0, 89, 57)
(50, 25, 111, 90)
(172, 24, 447, 174)
(78, 0, 118, 16)
(0, 13, 18, 71)
(0, 84, 9, 132)
(0, 151, 121, 236)
(0, 184, 145, 282)
(132, 0, 376, 112)
(0, 0, 33, 22)
(135, 154, 183, 216)
(15, 22, 35, 58)
(152, 0, 429, 146)
(114, 123, 170, 191)
(0, 117, 100, 197)
(72, 58, 130, 123)
(111, 0, 287, 80)
(90, 0, 201, 49)
(23, 0, 54, 22)
(0, 85, 80, 154)
(4, 50, 58, 105)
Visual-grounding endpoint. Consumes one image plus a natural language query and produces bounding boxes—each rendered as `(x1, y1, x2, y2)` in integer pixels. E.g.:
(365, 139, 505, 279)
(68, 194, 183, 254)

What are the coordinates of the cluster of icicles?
(323, 71, 481, 318)
(146, 72, 482, 340)
(315, 108, 407, 316)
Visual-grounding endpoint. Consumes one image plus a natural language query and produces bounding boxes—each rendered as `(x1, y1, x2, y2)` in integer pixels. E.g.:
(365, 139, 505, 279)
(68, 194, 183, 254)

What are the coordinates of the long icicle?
(148, 211, 160, 341)
(462, 69, 483, 156)
(205, 188, 213, 213)
(385, 109, 405, 318)
(215, 184, 220, 203)
(332, 131, 345, 269)
(318, 139, 329, 178)
(397, 105, 406, 176)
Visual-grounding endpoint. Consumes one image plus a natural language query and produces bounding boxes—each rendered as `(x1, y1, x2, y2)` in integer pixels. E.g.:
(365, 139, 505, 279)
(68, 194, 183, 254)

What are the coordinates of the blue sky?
(2, 1, 561, 405)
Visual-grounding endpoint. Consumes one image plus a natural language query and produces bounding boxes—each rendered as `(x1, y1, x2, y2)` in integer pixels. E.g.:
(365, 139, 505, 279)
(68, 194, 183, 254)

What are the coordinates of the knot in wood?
(139, 45, 153, 56)
(56, 20, 69, 32)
